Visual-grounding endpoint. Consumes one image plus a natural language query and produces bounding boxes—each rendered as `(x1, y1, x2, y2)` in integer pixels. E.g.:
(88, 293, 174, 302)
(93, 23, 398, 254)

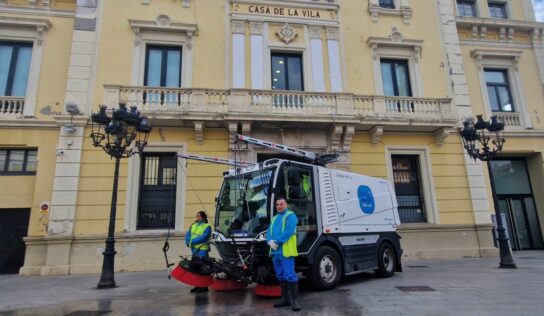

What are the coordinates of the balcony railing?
(493, 111, 522, 129)
(0, 97, 25, 118)
(104, 85, 455, 124)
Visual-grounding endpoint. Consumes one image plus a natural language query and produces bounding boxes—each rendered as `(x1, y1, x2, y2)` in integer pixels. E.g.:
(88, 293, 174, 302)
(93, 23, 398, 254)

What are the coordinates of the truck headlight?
(255, 232, 267, 241)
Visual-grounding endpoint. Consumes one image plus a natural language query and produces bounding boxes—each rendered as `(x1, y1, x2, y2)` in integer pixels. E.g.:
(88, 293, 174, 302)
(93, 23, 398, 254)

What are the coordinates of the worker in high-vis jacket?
(267, 198, 301, 312)
(185, 210, 211, 293)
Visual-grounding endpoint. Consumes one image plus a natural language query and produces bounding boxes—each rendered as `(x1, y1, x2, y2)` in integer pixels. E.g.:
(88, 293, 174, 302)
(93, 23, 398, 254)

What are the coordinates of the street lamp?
(90, 103, 152, 288)
(460, 114, 516, 268)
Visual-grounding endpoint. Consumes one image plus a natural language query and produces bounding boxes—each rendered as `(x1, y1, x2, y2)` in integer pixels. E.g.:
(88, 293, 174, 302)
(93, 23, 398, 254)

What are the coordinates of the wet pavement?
(1, 251, 543, 316)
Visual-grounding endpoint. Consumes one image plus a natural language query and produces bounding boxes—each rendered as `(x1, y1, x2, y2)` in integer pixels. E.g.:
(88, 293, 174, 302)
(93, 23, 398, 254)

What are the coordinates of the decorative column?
(532, 28, 544, 106)
(437, 0, 497, 257)
(326, 27, 342, 92)
(309, 26, 325, 92)
(250, 22, 264, 89)
(43, 0, 100, 275)
(232, 20, 246, 88)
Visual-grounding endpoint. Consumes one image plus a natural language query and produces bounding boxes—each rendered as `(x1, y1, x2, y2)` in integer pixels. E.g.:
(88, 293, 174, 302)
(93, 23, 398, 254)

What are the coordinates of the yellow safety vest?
(270, 210, 298, 257)
(302, 174, 311, 197)
(190, 222, 211, 251)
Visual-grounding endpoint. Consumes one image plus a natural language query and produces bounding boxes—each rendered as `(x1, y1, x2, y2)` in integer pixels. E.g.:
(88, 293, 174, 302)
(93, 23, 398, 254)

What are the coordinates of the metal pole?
(98, 157, 121, 288)
(486, 161, 517, 268)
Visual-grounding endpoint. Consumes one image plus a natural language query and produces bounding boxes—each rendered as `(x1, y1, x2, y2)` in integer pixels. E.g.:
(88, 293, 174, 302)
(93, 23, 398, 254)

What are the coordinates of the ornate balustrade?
(104, 85, 455, 126)
(0, 97, 25, 118)
(493, 112, 522, 129)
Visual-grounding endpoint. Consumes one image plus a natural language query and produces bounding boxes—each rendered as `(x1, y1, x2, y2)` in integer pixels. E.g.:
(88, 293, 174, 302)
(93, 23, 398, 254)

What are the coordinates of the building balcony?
(103, 85, 456, 131)
(0, 96, 25, 118)
(492, 111, 523, 129)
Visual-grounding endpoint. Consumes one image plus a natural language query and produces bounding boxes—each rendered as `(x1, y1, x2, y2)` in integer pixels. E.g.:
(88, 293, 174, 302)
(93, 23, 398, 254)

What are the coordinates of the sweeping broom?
(171, 257, 213, 287)
(254, 283, 282, 297)
(211, 276, 246, 292)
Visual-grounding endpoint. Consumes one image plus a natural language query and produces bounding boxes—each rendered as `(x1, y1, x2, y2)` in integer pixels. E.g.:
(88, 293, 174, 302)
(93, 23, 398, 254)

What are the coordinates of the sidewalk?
(1, 251, 543, 316)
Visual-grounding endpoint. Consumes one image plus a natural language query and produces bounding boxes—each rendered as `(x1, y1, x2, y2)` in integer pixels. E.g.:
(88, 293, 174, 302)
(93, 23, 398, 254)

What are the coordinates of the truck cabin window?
(216, 168, 275, 238)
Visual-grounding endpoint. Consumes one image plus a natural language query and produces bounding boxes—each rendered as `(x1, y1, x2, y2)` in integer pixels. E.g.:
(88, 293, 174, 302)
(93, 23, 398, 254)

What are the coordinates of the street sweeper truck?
(170, 134, 402, 293)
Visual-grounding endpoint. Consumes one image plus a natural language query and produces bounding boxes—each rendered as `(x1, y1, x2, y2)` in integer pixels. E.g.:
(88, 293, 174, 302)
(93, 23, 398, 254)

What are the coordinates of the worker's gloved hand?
(267, 240, 278, 250)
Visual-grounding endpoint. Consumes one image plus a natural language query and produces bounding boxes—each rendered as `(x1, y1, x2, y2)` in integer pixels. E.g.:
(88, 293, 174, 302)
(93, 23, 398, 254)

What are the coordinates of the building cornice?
(51, 115, 89, 127)
(470, 48, 523, 59)
(459, 40, 532, 49)
(0, 15, 51, 31)
(503, 129, 544, 138)
(367, 37, 423, 48)
(0, 118, 58, 129)
(457, 16, 544, 46)
(0, 5, 75, 18)
(128, 18, 197, 35)
(456, 16, 544, 31)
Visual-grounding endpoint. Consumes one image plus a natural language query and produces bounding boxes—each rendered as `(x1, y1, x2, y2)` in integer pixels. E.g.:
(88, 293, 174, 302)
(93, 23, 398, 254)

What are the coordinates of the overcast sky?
(534, 0, 544, 21)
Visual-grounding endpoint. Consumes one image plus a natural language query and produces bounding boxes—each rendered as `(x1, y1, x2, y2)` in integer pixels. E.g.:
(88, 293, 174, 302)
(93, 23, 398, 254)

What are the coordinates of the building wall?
(0, 128, 59, 236)
(75, 126, 228, 236)
(1, 0, 541, 275)
(341, 0, 450, 97)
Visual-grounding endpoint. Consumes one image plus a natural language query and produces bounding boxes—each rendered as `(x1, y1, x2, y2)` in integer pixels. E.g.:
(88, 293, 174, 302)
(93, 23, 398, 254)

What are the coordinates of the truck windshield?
(215, 168, 275, 238)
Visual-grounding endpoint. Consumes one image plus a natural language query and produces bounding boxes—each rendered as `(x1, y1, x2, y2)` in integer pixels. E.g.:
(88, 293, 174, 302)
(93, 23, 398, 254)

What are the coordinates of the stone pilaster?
(436, 0, 492, 229)
(41, 0, 100, 276)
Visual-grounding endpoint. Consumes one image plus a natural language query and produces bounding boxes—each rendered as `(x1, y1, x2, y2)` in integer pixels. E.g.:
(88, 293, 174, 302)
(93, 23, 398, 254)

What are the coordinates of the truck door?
(275, 162, 318, 253)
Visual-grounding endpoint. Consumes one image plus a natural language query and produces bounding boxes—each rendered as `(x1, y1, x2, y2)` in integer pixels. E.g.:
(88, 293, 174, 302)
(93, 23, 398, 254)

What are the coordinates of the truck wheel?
(375, 242, 396, 278)
(308, 246, 342, 290)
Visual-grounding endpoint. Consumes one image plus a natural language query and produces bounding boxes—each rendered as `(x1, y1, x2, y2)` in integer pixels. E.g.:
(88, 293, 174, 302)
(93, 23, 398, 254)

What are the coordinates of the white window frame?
(471, 49, 531, 128)
(129, 18, 196, 87)
(124, 142, 187, 233)
(266, 44, 310, 92)
(368, 34, 423, 97)
(386, 147, 439, 224)
(368, 0, 412, 24)
(0, 16, 50, 117)
(487, 0, 511, 19)
(456, 0, 480, 17)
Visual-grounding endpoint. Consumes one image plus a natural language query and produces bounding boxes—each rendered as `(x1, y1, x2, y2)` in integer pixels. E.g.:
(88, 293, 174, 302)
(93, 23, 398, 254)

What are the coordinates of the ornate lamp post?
(461, 114, 516, 268)
(90, 103, 152, 288)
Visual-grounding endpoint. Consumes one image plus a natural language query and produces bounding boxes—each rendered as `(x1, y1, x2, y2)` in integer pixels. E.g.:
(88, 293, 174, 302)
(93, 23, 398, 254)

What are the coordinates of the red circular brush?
(211, 278, 246, 292)
(253, 283, 282, 297)
(171, 265, 213, 287)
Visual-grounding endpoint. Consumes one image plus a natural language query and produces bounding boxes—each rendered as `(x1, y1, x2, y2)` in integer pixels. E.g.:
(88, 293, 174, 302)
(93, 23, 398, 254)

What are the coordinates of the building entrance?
(0, 208, 30, 274)
(490, 159, 544, 250)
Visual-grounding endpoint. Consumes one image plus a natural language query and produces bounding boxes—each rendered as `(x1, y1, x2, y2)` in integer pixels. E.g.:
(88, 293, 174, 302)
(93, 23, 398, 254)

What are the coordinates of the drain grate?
(396, 286, 436, 292)
(407, 265, 429, 268)
(64, 311, 111, 316)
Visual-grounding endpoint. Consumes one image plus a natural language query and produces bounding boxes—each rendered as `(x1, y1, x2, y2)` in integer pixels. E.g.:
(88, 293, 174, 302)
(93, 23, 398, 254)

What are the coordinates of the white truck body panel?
(318, 167, 400, 234)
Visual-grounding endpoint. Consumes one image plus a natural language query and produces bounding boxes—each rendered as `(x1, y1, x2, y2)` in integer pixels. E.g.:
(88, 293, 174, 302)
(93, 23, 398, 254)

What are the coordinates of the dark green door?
(490, 159, 544, 250)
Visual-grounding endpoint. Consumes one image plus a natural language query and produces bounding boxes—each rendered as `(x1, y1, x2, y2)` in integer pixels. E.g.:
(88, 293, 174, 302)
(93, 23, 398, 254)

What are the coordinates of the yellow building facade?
(0, 0, 542, 275)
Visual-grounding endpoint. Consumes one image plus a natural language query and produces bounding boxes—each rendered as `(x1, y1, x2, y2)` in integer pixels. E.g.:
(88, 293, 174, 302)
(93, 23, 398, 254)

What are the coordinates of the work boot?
(273, 282, 291, 308)
(290, 282, 301, 312)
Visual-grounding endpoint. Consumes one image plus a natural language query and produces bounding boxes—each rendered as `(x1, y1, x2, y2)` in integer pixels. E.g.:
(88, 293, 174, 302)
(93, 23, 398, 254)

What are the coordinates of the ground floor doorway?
(0, 208, 30, 274)
(490, 159, 544, 250)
